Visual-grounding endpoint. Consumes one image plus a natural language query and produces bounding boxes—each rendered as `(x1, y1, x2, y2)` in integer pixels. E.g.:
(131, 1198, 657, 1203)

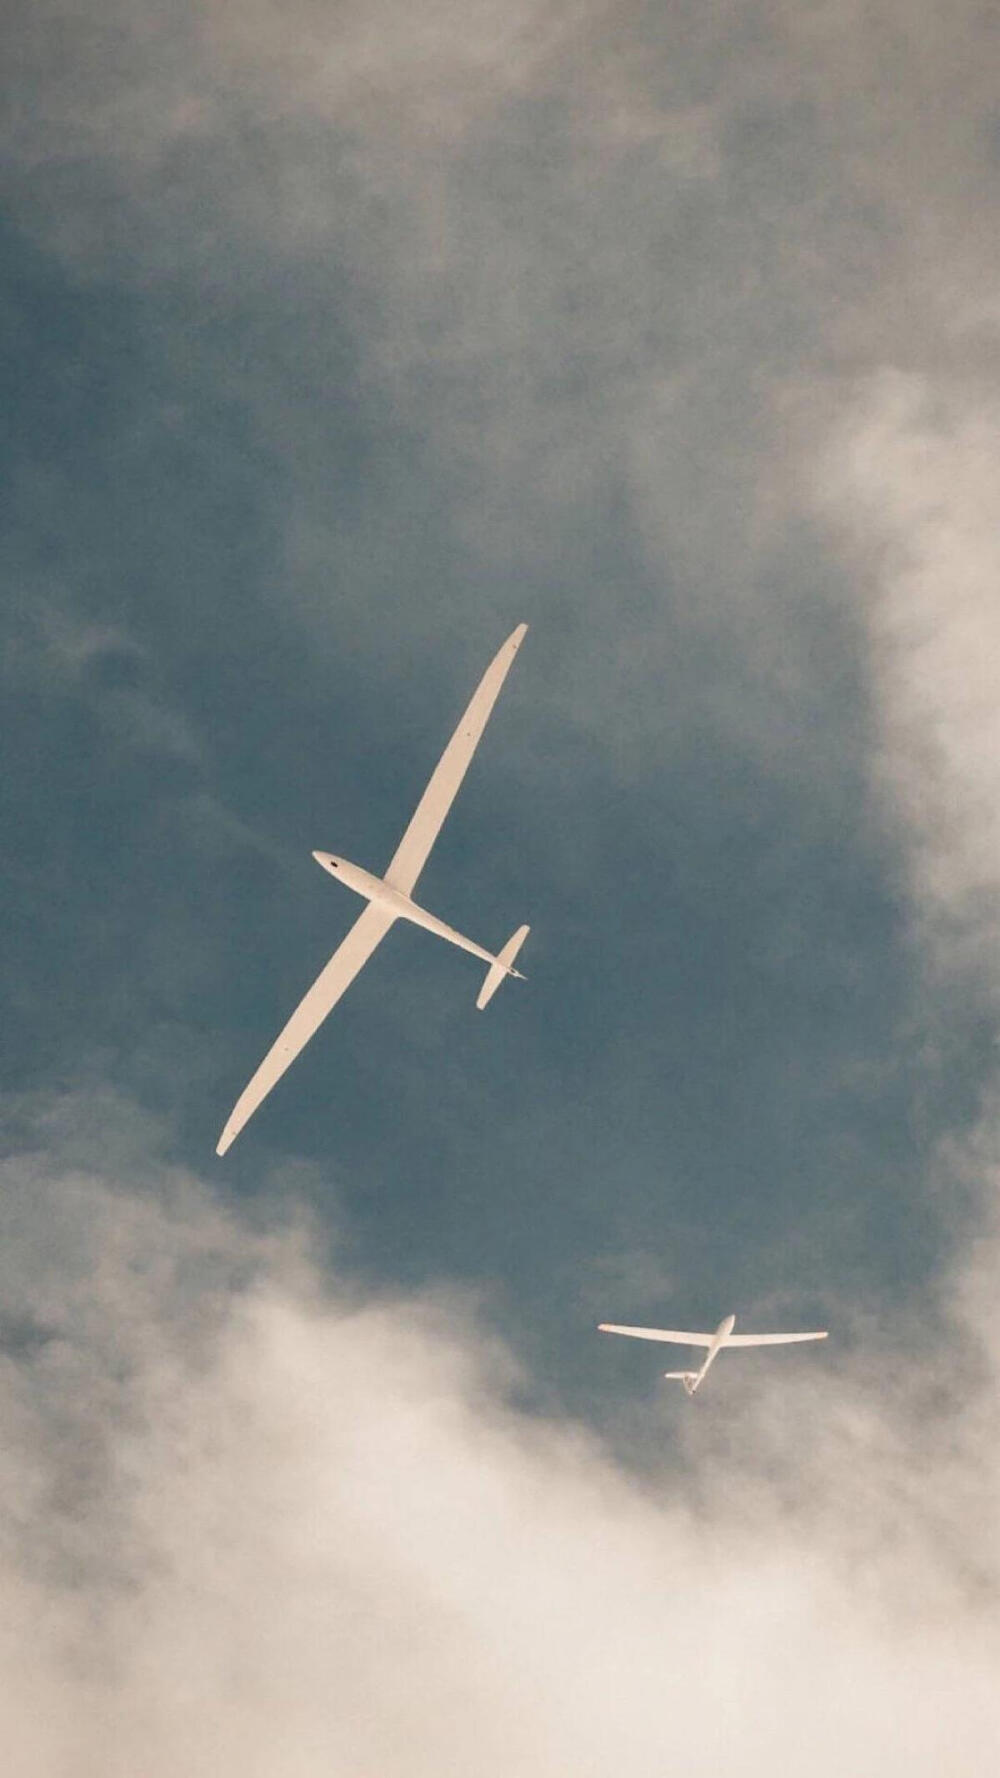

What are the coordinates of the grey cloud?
(811, 371, 1000, 999)
(11, 0, 984, 914)
(0, 0, 916, 726)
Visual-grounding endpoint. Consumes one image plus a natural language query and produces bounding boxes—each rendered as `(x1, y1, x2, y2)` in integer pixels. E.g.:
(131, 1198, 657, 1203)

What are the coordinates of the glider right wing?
(217, 903, 396, 1156)
(725, 1331, 828, 1346)
(598, 1324, 714, 1347)
(383, 624, 527, 897)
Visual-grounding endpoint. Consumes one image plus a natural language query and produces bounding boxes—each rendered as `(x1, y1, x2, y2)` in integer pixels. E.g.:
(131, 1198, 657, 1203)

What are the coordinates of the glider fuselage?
(688, 1313, 736, 1392)
(312, 853, 523, 976)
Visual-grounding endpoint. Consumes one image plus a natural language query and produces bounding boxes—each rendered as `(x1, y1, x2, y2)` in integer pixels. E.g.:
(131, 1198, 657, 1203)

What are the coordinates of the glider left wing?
(598, 1324, 715, 1347)
(725, 1331, 828, 1346)
(217, 903, 396, 1155)
(384, 624, 527, 897)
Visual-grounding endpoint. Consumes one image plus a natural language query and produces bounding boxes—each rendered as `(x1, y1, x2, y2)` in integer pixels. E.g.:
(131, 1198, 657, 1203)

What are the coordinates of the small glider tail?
(476, 924, 530, 1010)
(664, 1371, 700, 1396)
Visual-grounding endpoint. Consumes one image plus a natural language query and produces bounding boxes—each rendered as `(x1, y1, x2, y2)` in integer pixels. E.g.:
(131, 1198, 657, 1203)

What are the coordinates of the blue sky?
(2, 3, 1000, 1770)
(3, 195, 945, 1389)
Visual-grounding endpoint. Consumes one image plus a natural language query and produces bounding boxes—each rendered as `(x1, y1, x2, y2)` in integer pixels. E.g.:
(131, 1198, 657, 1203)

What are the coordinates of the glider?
(598, 1312, 827, 1395)
(217, 624, 530, 1156)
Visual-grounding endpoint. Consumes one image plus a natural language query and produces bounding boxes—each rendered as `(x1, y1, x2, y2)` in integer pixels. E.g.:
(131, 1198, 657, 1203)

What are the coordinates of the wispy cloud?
(814, 371, 1000, 993)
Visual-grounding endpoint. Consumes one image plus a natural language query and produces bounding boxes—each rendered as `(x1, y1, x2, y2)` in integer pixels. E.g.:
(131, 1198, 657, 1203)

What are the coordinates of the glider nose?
(312, 851, 340, 873)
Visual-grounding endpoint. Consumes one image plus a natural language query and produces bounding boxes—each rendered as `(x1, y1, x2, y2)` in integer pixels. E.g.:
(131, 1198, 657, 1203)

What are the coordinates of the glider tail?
(664, 1371, 700, 1396)
(476, 924, 530, 1010)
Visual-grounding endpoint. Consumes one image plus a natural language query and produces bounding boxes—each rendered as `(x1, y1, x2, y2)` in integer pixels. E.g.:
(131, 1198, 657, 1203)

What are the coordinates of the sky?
(2, 1, 1000, 1771)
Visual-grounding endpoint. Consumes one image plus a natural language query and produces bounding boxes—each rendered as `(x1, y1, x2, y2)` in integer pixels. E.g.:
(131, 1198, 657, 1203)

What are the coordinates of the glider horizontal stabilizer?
(477, 924, 530, 1010)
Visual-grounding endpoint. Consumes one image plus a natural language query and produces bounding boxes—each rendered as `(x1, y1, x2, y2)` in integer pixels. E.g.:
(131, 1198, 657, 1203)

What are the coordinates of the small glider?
(217, 624, 530, 1156)
(598, 1313, 827, 1395)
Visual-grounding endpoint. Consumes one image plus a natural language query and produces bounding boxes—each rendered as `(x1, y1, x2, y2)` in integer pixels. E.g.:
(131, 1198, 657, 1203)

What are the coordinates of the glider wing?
(217, 903, 396, 1155)
(725, 1331, 828, 1347)
(384, 624, 527, 897)
(598, 1324, 714, 1348)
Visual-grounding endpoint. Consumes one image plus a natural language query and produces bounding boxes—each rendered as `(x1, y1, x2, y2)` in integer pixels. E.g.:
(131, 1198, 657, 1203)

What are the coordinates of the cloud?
(21, 0, 989, 795)
(5, 12, 1000, 1763)
(2, 0, 887, 800)
(0, 1091, 997, 1776)
(812, 370, 1000, 992)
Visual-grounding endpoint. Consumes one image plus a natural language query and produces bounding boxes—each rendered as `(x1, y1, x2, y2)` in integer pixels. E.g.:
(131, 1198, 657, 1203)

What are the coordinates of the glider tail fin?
(664, 1371, 700, 1396)
(476, 924, 530, 1010)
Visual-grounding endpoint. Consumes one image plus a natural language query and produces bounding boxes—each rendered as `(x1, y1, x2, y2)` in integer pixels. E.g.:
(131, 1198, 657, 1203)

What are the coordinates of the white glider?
(598, 1313, 827, 1395)
(217, 624, 530, 1156)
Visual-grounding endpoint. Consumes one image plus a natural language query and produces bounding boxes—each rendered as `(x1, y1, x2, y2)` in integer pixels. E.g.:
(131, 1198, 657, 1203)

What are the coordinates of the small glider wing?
(384, 624, 527, 897)
(598, 1323, 714, 1348)
(725, 1331, 828, 1346)
(217, 903, 396, 1155)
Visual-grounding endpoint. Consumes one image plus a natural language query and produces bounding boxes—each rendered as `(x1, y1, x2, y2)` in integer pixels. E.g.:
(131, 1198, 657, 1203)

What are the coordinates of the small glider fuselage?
(684, 1314, 736, 1393)
(312, 853, 525, 978)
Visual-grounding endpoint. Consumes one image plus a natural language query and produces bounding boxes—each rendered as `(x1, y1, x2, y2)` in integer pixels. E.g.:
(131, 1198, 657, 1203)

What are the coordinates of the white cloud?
(813, 370, 1000, 989)
(0, 1093, 997, 1776)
